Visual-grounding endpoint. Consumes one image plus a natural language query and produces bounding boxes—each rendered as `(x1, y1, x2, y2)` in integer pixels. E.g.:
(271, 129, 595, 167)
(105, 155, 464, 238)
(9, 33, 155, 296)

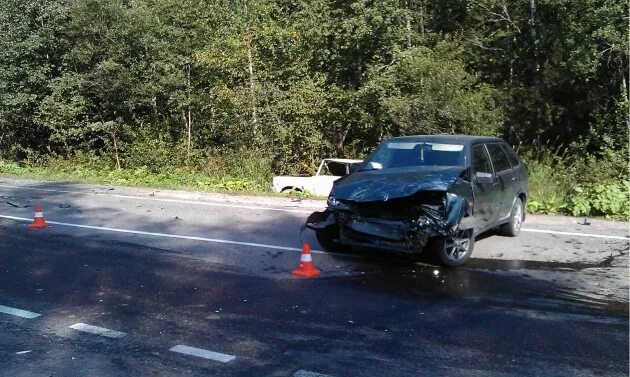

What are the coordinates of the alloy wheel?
(444, 230, 471, 260)
(513, 201, 523, 233)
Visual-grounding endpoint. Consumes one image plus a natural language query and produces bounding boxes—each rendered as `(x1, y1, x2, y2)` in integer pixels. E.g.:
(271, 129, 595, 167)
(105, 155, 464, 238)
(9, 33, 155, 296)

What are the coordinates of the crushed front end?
(306, 189, 472, 255)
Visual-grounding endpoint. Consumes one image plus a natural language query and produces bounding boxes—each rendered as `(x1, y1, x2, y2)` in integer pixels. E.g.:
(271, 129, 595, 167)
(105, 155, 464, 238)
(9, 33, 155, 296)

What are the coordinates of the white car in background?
(272, 158, 363, 197)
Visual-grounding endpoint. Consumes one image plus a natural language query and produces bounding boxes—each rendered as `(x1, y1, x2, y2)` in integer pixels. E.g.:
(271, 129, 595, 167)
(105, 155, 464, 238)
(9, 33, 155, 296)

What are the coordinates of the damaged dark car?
(306, 135, 529, 267)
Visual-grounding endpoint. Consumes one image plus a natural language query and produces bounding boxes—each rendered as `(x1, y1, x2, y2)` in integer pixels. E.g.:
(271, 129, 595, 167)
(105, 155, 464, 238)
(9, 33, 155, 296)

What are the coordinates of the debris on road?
(59, 203, 72, 208)
(6, 201, 20, 207)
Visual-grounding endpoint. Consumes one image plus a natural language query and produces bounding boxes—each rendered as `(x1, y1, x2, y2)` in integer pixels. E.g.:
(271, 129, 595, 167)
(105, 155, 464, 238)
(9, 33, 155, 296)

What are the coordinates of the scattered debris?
(174, 216, 182, 221)
(433, 269, 440, 277)
(579, 218, 591, 226)
(6, 201, 19, 207)
(59, 204, 71, 208)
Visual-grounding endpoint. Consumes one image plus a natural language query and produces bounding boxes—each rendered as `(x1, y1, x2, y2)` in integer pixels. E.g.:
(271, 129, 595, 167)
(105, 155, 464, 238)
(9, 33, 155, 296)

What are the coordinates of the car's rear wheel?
(500, 198, 524, 237)
(431, 229, 475, 267)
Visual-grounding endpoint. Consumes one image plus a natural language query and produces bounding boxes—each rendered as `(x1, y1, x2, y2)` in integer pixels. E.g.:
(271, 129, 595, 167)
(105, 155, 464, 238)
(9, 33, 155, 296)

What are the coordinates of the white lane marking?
(15, 350, 33, 355)
(69, 323, 127, 339)
(0, 214, 323, 254)
(521, 228, 629, 241)
(1, 183, 627, 240)
(2, 212, 627, 244)
(294, 370, 333, 377)
(0, 305, 41, 319)
(169, 345, 236, 363)
(0, 184, 315, 214)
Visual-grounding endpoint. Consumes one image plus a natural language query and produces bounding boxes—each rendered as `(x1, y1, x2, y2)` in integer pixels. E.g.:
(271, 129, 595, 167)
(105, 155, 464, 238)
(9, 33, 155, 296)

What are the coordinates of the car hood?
(330, 166, 465, 202)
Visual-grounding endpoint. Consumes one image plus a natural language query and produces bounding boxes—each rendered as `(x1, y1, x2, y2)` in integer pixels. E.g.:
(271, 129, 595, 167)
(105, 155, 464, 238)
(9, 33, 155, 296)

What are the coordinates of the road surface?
(0, 177, 627, 376)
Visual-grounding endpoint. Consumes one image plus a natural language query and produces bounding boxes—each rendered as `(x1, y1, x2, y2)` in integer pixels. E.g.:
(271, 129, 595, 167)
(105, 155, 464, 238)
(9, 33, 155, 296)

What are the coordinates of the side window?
(472, 145, 493, 173)
(486, 143, 511, 172)
(501, 143, 520, 168)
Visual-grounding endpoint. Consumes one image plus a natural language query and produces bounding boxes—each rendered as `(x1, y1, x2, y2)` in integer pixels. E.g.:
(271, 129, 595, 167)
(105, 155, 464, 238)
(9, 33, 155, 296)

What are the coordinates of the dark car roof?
(387, 135, 504, 145)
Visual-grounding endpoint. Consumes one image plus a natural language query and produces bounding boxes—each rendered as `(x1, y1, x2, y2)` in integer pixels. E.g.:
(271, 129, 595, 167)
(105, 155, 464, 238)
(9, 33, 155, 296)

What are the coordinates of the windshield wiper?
(357, 167, 381, 172)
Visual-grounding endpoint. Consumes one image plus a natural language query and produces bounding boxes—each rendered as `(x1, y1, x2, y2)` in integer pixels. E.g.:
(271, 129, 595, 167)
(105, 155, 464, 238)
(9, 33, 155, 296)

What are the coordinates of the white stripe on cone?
(35, 212, 43, 217)
(301, 253, 312, 262)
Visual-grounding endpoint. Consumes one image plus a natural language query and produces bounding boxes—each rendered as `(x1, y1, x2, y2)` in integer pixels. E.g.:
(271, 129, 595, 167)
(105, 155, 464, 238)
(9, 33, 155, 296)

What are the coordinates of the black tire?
(431, 229, 475, 267)
(500, 198, 524, 237)
(315, 226, 346, 253)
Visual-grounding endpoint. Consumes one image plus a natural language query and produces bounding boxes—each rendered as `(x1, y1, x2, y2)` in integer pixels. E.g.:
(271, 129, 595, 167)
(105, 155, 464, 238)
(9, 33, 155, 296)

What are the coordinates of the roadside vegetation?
(0, 0, 627, 218)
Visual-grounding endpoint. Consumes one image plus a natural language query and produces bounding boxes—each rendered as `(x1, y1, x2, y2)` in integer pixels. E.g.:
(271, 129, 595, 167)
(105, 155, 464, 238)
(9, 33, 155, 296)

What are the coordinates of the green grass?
(1, 150, 627, 219)
(0, 159, 281, 196)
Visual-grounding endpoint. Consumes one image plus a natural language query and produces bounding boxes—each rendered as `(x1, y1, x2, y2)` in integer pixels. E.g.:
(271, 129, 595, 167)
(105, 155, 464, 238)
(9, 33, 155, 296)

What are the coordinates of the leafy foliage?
(0, 0, 627, 215)
(568, 181, 630, 219)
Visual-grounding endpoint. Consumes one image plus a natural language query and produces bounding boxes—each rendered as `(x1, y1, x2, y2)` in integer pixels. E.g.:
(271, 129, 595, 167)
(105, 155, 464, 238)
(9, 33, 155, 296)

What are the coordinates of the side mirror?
(475, 172, 494, 184)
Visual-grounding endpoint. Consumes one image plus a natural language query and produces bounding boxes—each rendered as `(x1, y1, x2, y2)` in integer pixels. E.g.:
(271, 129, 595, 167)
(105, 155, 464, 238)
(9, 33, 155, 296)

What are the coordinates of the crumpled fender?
(305, 210, 335, 230)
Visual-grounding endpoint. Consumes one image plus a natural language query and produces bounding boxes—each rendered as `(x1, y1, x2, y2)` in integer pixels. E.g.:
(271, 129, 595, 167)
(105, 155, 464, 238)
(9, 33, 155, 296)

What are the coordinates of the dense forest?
(0, 0, 628, 216)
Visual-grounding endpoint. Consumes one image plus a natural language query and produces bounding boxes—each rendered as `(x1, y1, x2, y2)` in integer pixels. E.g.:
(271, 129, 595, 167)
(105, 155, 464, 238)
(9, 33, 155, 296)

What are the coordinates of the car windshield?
(362, 141, 465, 170)
(320, 160, 354, 176)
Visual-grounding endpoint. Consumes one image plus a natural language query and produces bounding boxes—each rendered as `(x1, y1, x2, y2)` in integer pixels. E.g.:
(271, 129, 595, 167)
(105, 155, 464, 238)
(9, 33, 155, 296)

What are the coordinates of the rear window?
(322, 161, 352, 176)
(486, 143, 511, 172)
(501, 144, 520, 167)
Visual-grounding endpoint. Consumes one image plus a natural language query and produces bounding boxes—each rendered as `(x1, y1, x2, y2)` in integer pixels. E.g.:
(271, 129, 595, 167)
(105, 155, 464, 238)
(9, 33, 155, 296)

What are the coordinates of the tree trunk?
(111, 132, 121, 170)
(405, 0, 412, 48)
(529, 0, 543, 125)
(419, 0, 425, 40)
(623, 73, 629, 129)
(247, 35, 257, 134)
(186, 63, 192, 163)
(336, 125, 350, 153)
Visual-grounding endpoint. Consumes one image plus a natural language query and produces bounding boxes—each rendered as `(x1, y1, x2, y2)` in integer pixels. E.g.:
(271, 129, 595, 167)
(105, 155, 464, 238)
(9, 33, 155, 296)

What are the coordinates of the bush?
(523, 142, 628, 219)
(568, 181, 630, 218)
(524, 157, 571, 214)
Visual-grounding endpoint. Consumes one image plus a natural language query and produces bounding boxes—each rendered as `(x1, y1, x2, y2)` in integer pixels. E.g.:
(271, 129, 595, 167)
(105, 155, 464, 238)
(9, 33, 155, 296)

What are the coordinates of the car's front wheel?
(431, 229, 475, 267)
(315, 226, 346, 253)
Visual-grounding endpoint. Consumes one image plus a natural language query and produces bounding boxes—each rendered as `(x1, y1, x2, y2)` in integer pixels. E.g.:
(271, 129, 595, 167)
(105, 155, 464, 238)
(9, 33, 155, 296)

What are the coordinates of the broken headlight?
(327, 195, 340, 207)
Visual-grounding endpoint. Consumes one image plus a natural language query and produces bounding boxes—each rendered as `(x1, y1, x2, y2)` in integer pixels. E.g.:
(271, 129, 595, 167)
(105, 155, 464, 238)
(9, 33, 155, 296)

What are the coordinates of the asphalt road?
(0, 177, 628, 376)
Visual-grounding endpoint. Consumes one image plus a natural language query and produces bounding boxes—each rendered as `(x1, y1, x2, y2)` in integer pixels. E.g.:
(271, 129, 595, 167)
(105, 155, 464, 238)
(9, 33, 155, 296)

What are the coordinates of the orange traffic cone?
(28, 204, 49, 229)
(292, 243, 320, 278)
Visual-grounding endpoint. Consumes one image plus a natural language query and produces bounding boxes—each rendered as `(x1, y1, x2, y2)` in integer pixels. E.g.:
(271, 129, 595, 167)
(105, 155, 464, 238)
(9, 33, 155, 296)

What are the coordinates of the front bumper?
(306, 209, 438, 254)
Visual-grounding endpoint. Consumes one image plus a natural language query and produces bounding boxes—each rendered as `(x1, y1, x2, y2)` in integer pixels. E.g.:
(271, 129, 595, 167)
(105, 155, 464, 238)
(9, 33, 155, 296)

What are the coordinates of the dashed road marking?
(169, 345, 236, 363)
(0, 184, 315, 214)
(294, 370, 333, 377)
(0, 305, 41, 319)
(69, 323, 127, 339)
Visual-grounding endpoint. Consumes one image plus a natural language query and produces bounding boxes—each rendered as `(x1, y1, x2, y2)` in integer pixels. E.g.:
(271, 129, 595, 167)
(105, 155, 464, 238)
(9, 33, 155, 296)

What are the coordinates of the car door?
(485, 143, 517, 222)
(471, 144, 501, 232)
